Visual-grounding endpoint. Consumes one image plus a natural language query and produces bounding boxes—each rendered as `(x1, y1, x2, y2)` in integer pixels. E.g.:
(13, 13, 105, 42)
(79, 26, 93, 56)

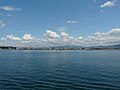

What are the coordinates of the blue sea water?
(0, 50, 120, 90)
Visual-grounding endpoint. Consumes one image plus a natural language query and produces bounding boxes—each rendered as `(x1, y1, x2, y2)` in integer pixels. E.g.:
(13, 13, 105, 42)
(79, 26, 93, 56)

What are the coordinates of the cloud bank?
(1, 28, 120, 47)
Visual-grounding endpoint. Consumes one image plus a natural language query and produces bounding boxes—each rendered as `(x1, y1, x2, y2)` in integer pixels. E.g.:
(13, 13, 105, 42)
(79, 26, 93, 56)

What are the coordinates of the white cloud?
(6, 35, 21, 41)
(1, 38, 7, 41)
(84, 28, 120, 45)
(0, 20, 6, 28)
(22, 34, 35, 41)
(61, 32, 69, 37)
(2, 34, 35, 42)
(1, 28, 120, 46)
(78, 37, 83, 40)
(58, 28, 120, 46)
(101, 1, 116, 8)
(0, 6, 21, 11)
(94, 28, 120, 38)
(0, 34, 36, 46)
(67, 20, 78, 24)
(60, 32, 74, 43)
(45, 30, 60, 39)
(60, 32, 69, 41)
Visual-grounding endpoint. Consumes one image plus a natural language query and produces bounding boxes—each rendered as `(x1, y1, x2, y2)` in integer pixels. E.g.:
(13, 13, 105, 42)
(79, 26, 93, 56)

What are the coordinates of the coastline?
(0, 46, 120, 50)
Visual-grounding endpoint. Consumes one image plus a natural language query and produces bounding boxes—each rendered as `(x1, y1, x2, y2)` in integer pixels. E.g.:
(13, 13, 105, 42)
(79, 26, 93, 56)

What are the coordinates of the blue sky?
(0, 0, 120, 46)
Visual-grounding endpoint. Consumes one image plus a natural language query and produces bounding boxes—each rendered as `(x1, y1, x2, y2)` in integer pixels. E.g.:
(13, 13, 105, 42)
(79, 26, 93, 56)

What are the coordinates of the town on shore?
(0, 46, 120, 50)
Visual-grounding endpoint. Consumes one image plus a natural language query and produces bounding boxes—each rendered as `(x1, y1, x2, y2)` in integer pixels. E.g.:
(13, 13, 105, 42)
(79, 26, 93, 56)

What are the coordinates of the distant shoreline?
(0, 46, 120, 50)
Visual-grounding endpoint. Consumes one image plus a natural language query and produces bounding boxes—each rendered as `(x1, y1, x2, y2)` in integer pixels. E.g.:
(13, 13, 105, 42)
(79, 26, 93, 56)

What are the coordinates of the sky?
(0, 0, 120, 47)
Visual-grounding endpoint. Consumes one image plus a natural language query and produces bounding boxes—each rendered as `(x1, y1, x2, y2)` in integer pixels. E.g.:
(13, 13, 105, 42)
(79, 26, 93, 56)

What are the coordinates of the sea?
(0, 50, 120, 90)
